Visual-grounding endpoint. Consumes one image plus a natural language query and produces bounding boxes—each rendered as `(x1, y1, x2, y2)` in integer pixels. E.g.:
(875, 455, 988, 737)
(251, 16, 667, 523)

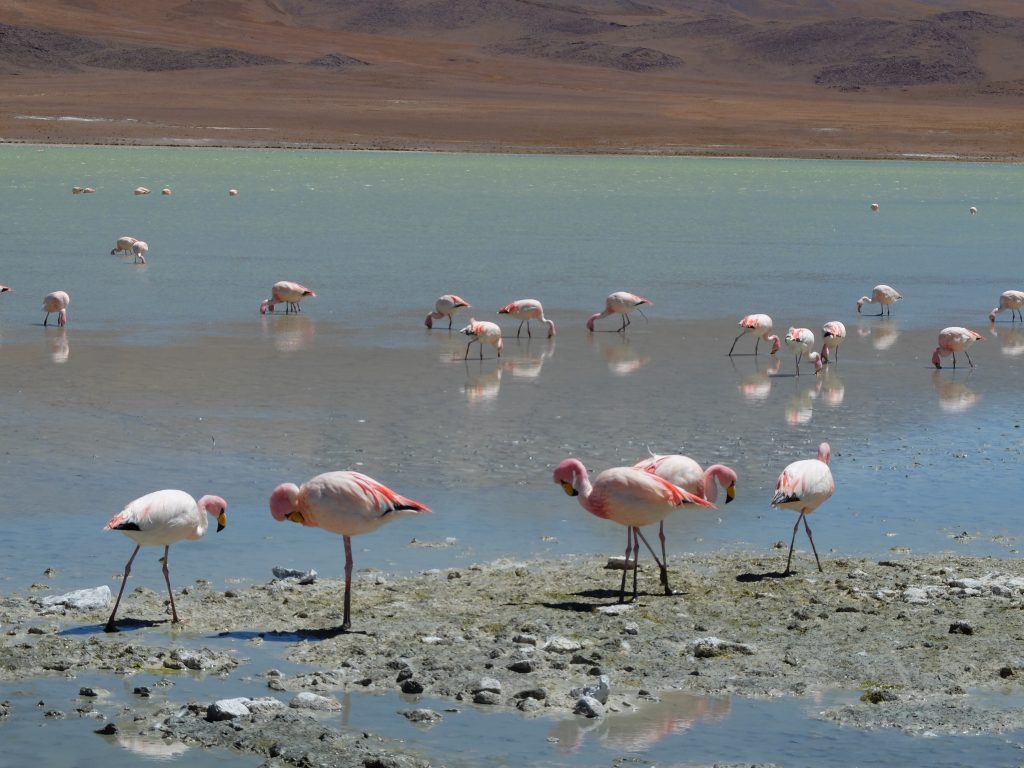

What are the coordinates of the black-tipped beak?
(216, 512, 227, 532)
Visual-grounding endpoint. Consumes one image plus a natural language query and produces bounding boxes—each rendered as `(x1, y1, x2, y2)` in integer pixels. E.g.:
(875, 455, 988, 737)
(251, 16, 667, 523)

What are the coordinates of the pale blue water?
(2, 145, 1024, 765)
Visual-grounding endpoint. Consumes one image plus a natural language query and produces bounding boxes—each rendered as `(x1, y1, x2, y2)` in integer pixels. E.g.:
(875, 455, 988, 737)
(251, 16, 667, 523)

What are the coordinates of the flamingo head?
(820, 342, 830, 363)
(552, 458, 586, 497)
(269, 483, 303, 523)
(768, 334, 781, 354)
(498, 303, 513, 315)
(705, 465, 738, 505)
(586, 313, 599, 332)
(424, 312, 434, 329)
(989, 308, 998, 322)
(932, 346, 943, 369)
(0, 285, 10, 293)
(546, 320, 556, 338)
(856, 297, 869, 313)
(809, 351, 823, 374)
(303, 290, 316, 298)
(260, 299, 274, 315)
(57, 309, 67, 327)
(198, 495, 229, 532)
(817, 442, 831, 464)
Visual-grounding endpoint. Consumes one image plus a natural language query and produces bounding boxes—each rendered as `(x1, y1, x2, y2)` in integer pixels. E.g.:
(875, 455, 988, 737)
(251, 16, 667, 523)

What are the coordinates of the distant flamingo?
(498, 299, 556, 338)
(772, 442, 835, 574)
(270, 471, 431, 631)
(820, 321, 847, 364)
(134, 187, 151, 196)
(460, 318, 503, 359)
(111, 236, 137, 256)
(784, 327, 816, 375)
(104, 489, 228, 632)
(857, 284, 902, 316)
(870, 202, 879, 212)
(552, 458, 714, 602)
(228, 189, 239, 197)
(728, 314, 781, 356)
(969, 206, 978, 215)
(425, 294, 471, 329)
(131, 240, 149, 264)
(587, 292, 651, 333)
(161, 188, 172, 196)
(0, 285, 11, 296)
(42, 291, 69, 327)
(989, 290, 1024, 323)
(260, 281, 316, 314)
(932, 327, 983, 369)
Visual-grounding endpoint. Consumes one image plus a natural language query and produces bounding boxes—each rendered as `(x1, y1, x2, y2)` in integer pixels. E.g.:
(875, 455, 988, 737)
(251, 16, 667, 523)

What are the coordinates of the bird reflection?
(734, 355, 781, 403)
(47, 328, 69, 364)
(115, 732, 189, 758)
(932, 370, 979, 413)
(463, 364, 501, 403)
(262, 314, 315, 352)
(989, 325, 1024, 356)
(857, 319, 899, 350)
(592, 334, 650, 375)
(501, 339, 555, 379)
(549, 691, 730, 753)
(818, 369, 844, 407)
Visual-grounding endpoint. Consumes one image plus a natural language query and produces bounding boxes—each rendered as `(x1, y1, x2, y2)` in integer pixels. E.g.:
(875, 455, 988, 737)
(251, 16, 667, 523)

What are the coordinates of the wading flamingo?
(111, 236, 137, 256)
(260, 281, 316, 314)
(857, 284, 902, 316)
(587, 292, 651, 333)
(134, 187, 151, 195)
(989, 291, 1024, 323)
(104, 490, 228, 632)
(460, 318, 503, 359)
(772, 442, 834, 574)
(42, 291, 69, 327)
(728, 314, 781, 356)
(498, 299, 556, 338)
(131, 240, 149, 264)
(820, 321, 847, 364)
(0, 285, 10, 296)
(552, 459, 714, 603)
(425, 294, 471, 329)
(784, 327, 817, 375)
(932, 327, 983, 369)
(270, 471, 431, 631)
(161, 188, 172, 196)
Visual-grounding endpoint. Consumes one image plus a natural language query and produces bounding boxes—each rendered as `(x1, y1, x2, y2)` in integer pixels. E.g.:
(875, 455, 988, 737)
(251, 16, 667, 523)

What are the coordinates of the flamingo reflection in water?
(501, 339, 556, 379)
(262, 314, 315, 352)
(734, 355, 781, 404)
(463, 365, 502, 404)
(989, 326, 1024, 356)
(591, 334, 650, 376)
(932, 370, 980, 413)
(857, 319, 900, 351)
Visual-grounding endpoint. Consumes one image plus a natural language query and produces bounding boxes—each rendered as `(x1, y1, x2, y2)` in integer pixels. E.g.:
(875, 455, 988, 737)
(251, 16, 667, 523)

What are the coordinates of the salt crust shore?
(3, 551, 1024, 766)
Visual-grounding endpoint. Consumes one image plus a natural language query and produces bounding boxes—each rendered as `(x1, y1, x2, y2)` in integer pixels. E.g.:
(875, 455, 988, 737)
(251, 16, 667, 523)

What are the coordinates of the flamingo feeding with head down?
(498, 299, 556, 338)
(586, 292, 651, 333)
(820, 321, 847, 364)
(772, 442, 835, 574)
(131, 240, 149, 264)
(460, 318, 503, 359)
(425, 294, 471, 329)
(932, 327, 983, 369)
(552, 458, 714, 603)
(111, 236, 137, 256)
(857, 284, 902, 316)
(42, 291, 69, 327)
(260, 281, 316, 315)
(989, 291, 1024, 323)
(785, 327, 820, 375)
(270, 471, 431, 631)
(103, 489, 228, 632)
(728, 314, 781, 356)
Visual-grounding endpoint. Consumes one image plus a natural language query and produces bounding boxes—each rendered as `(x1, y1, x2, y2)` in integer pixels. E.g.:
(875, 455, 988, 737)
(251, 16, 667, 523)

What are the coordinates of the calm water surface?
(1, 145, 1023, 765)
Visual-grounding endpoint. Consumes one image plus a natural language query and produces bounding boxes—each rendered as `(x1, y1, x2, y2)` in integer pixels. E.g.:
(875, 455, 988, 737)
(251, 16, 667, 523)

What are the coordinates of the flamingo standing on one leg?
(820, 321, 847, 364)
(728, 314, 781, 356)
(270, 471, 431, 631)
(857, 284, 902, 316)
(425, 294, 472, 330)
(785, 327, 816, 375)
(771, 442, 835, 574)
(497, 299, 556, 338)
(111, 236, 137, 256)
(552, 459, 714, 603)
(42, 291, 69, 327)
(131, 240, 149, 264)
(932, 327, 983, 369)
(104, 490, 228, 632)
(460, 318, 503, 359)
(587, 292, 651, 333)
(989, 291, 1024, 323)
(260, 281, 316, 314)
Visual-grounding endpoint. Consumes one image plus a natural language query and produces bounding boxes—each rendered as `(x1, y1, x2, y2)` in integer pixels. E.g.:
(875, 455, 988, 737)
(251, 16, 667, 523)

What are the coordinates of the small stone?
(246, 697, 286, 715)
(400, 680, 424, 694)
(133, 687, 151, 698)
(508, 660, 535, 673)
(517, 697, 543, 713)
(35, 586, 112, 611)
(44, 710, 65, 719)
(573, 695, 604, 718)
(513, 688, 547, 701)
(623, 621, 639, 635)
(542, 636, 582, 654)
(471, 677, 502, 694)
(289, 692, 341, 711)
(207, 698, 251, 721)
(95, 723, 117, 735)
(512, 634, 538, 645)
(473, 691, 501, 705)
(999, 666, 1017, 678)
(396, 669, 414, 682)
(78, 687, 101, 698)
(401, 708, 442, 724)
(949, 620, 974, 635)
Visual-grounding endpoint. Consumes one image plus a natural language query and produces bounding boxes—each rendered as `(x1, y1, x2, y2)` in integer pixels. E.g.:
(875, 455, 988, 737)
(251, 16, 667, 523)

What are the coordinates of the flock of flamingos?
(7, 222, 1022, 633)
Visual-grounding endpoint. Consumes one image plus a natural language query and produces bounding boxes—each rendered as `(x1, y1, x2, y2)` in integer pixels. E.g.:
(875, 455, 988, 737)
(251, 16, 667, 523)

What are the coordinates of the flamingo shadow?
(62, 618, 165, 636)
(735, 570, 794, 583)
(216, 626, 369, 640)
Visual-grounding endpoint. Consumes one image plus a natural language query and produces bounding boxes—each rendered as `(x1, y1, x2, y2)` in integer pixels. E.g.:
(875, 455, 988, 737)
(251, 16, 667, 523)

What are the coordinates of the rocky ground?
(3, 551, 1024, 766)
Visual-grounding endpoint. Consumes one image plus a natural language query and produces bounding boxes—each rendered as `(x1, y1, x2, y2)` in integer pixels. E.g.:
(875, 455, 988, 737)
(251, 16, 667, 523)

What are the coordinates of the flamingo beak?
(726, 484, 736, 503)
(287, 510, 305, 524)
(217, 512, 228, 532)
(560, 481, 578, 497)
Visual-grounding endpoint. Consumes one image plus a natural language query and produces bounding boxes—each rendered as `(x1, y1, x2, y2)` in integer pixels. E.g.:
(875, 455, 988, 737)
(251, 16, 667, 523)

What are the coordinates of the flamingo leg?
(803, 515, 823, 572)
(784, 514, 802, 575)
(341, 535, 353, 631)
(728, 329, 749, 356)
(160, 545, 181, 623)
(965, 350, 975, 368)
(516, 320, 525, 338)
(44, 313, 50, 326)
(619, 527, 632, 602)
(526, 320, 532, 338)
(105, 544, 141, 632)
(464, 339, 477, 360)
(952, 352, 958, 369)
(447, 316, 453, 330)
(630, 527, 640, 602)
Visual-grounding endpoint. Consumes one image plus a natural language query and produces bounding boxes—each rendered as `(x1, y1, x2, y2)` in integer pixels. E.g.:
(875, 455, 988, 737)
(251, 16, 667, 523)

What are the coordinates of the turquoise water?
(2, 145, 1024, 765)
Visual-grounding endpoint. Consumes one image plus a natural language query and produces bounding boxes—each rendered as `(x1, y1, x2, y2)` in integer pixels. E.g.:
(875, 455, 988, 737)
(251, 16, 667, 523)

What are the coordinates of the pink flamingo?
(270, 471, 431, 631)
(552, 458, 714, 602)
(989, 290, 1024, 322)
(42, 291, 69, 327)
(784, 327, 820, 375)
(260, 281, 316, 314)
(932, 327, 983, 369)
(425, 294, 471, 329)
(460, 318, 503, 359)
(857, 284, 902, 316)
(820, 321, 847, 364)
(104, 489, 228, 632)
(111, 236, 137, 256)
(0, 285, 11, 295)
(586, 292, 651, 333)
(728, 314, 781, 356)
(131, 240, 149, 264)
(772, 442, 835, 574)
(498, 299, 556, 338)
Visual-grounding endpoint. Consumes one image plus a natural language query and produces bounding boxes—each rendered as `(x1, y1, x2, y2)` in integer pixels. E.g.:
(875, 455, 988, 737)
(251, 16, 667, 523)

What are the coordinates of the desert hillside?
(3, 0, 1024, 158)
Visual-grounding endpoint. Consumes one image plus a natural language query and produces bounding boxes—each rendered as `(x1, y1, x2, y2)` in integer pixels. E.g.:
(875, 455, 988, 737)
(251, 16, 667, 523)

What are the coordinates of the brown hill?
(3, 0, 1024, 158)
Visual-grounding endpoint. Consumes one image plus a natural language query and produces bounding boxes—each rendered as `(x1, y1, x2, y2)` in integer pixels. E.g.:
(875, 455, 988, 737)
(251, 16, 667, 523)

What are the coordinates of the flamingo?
(260, 281, 316, 314)
(728, 314, 781, 356)
(784, 327, 817, 375)
(229, 189, 239, 196)
(131, 240, 149, 264)
(498, 299, 556, 338)
(969, 206, 978, 215)
(771, 442, 835, 574)
(425, 294, 471, 329)
(42, 291, 69, 327)
(932, 327, 983, 369)
(989, 290, 1024, 323)
(0, 285, 11, 295)
(870, 202, 879, 212)
(161, 188, 172, 196)
(104, 490, 228, 632)
(552, 459, 714, 602)
(111, 236, 137, 256)
(586, 292, 651, 333)
(460, 318, 503, 359)
(269, 471, 431, 631)
(820, 321, 847, 364)
(134, 187, 151, 196)
(857, 284, 902, 316)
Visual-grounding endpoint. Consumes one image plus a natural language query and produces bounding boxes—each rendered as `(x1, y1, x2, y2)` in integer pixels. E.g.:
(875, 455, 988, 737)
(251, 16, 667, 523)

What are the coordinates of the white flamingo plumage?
(932, 327, 983, 369)
(586, 292, 651, 333)
(131, 240, 149, 264)
(498, 299, 556, 338)
(42, 291, 69, 327)
(989, 291, 1024, 323)
(771, 442, 835, 574)
(460, 318, 503, 359)
(729, 314, 781, 356)
(785, 327, 820, 375)
(111, 236, 137, 256)
(820, 321, 847, 364)
(260, 281, 316, 315)
(425, 294, 471, 329)
(857, 284, 902, 316)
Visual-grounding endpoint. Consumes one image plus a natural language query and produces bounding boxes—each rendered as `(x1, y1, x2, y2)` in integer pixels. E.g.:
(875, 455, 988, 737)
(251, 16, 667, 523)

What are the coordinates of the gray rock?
(473, 691, 501, 705)
(470, 677, 502, 694)
(691, 636, 756, 658)
(573, 695, 604, 718)
(289, 692, 341, 711)
(35, 586, 111, 611)
(542, 636, 582, 653)
(272, 566, 318, 585)
(570, 675, 609, 704)
(400, 708, 442, 724)
(246, 697, 287, 715)
(207, 698, 251, 721)
(517, 697, 543, 713)
(508, 660, 535, 673)
(949, 621, 974, 635)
